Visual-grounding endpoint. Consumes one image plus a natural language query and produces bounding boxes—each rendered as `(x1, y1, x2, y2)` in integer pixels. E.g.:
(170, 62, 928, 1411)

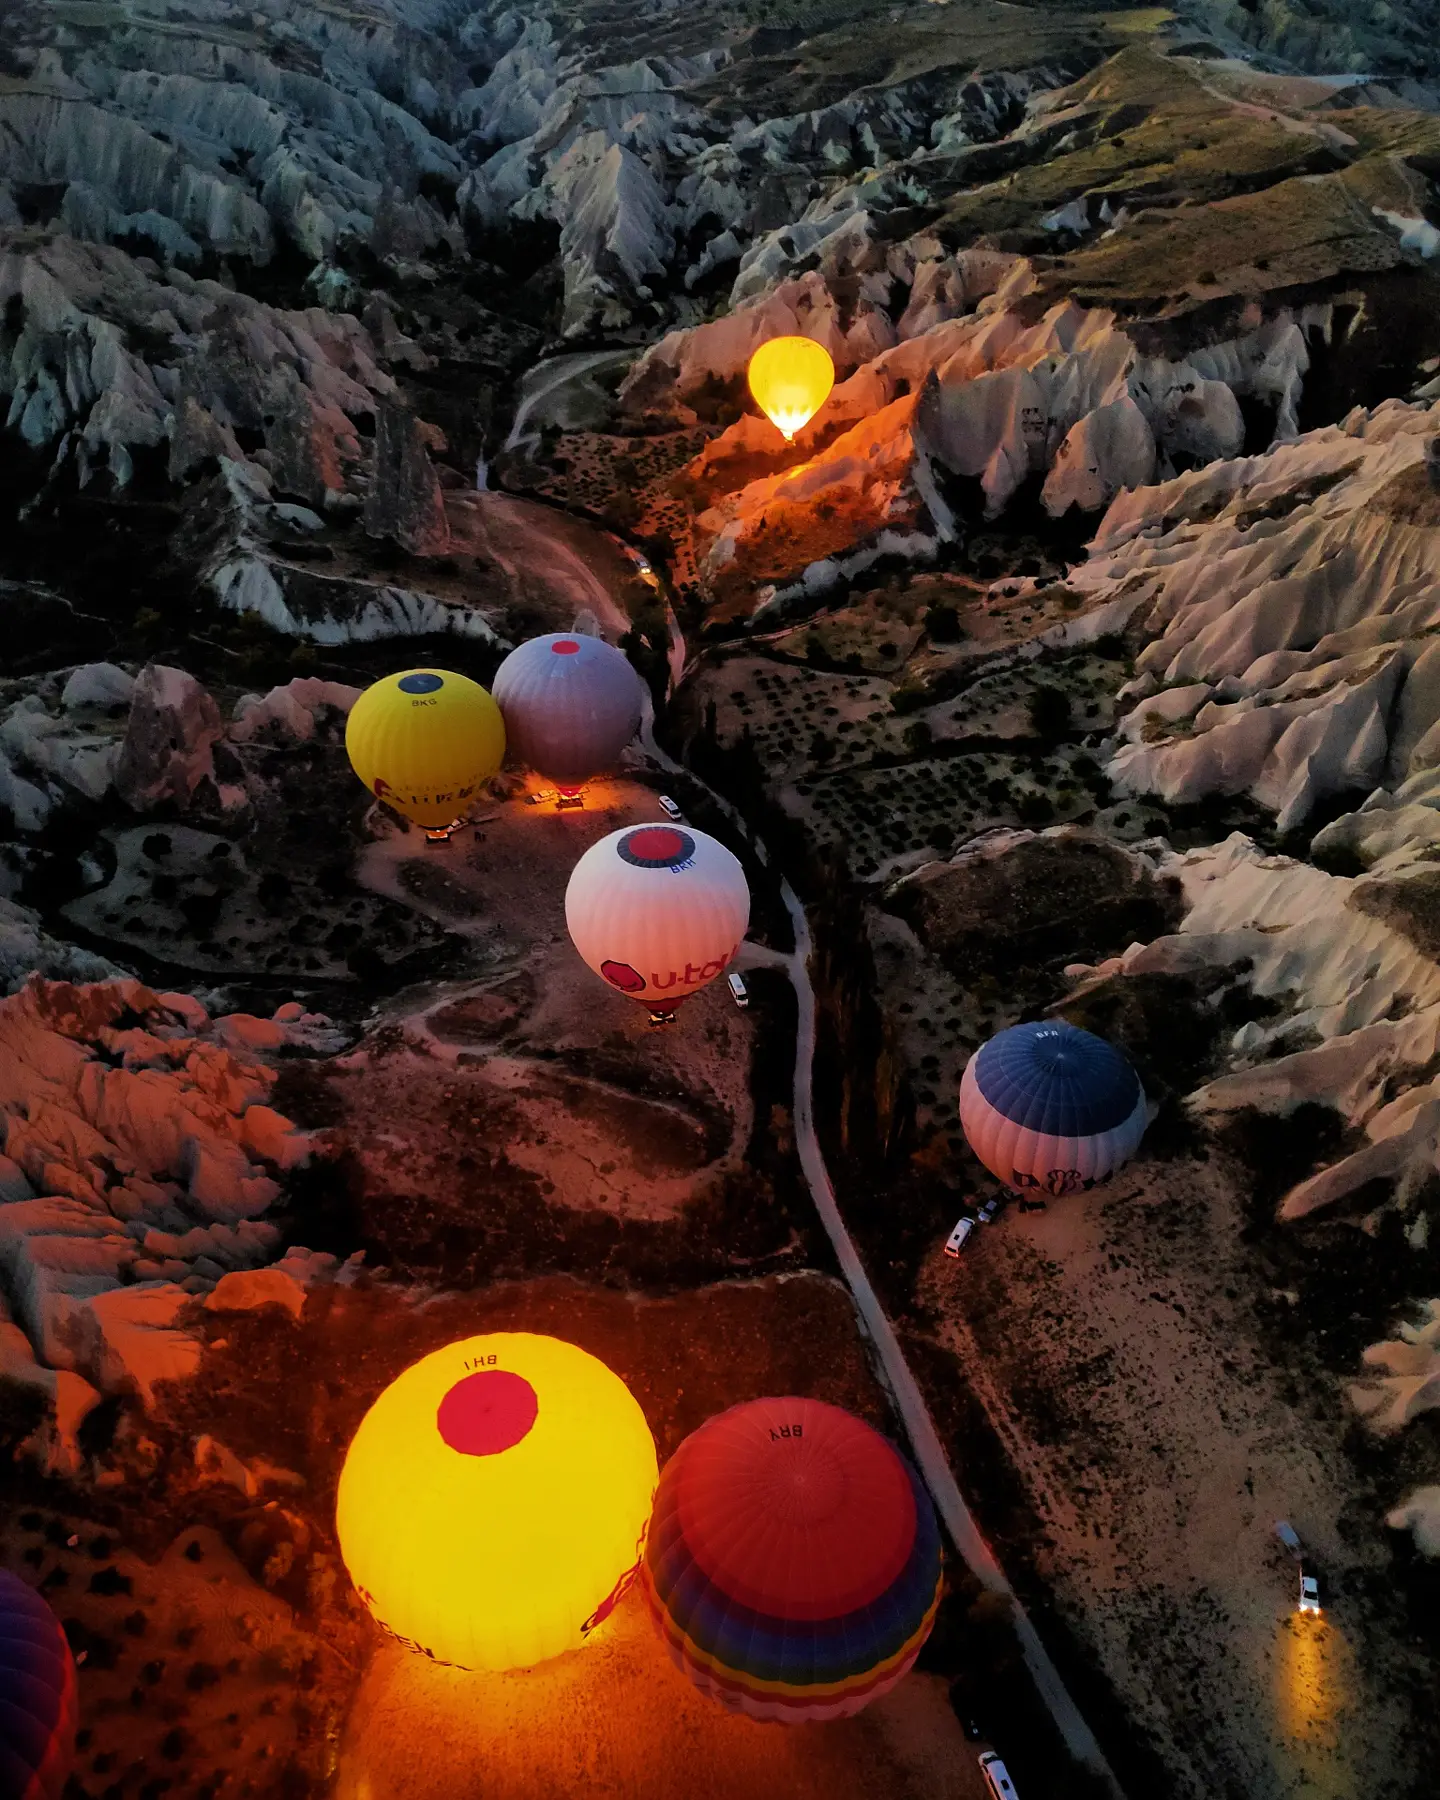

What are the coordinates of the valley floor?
(914, 1152, 1426, 1800)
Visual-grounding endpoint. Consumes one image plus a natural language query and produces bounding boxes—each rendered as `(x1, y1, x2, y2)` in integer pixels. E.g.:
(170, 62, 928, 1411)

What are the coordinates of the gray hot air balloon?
(491, 632, 643, 799)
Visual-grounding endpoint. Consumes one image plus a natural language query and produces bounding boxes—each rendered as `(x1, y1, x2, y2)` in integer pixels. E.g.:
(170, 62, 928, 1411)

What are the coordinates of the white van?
(727, 972, 749, 1009)
(978, 1752, 1020, 1799)
(943, 1217, 975, 1257)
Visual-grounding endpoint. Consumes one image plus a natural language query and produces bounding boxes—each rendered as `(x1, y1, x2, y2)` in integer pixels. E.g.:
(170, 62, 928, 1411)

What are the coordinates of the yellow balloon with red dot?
(336, 1333, 658, 1670)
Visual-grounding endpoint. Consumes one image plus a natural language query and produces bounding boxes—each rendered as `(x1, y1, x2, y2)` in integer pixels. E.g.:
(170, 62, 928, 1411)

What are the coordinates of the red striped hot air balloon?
(0, 1570, 78, 1800)
(644, 1397, 943, 1722)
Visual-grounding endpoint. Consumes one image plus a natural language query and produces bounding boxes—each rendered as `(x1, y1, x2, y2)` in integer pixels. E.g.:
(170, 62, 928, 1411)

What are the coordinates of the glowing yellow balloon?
(345, 668, 505, 833)
(747, 335, 836, 440)
(336, 1333, 658, 1671)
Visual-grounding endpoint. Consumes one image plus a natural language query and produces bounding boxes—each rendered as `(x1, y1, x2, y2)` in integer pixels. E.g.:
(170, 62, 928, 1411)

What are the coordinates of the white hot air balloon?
(565, 824, 750, 1023)
(492, 633, 643, 806)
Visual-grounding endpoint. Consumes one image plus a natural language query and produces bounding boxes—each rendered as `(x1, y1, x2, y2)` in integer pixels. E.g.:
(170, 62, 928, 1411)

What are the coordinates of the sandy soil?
(336, 1605, 988, 1800)
(918, 1153, 1421, 1800)
(1, 1514, 327, 1797)
(284, 775, 812, 1289)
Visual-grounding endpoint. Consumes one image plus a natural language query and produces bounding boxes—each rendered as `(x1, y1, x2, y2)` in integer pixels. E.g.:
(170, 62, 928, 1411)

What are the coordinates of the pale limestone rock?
(363, 398, 451, 555)
(63, 1282, 199, 1405)
(548, 134, 674, 337)
(1112, 654, 1403, 832)
(1116, 683, 1212, 745)
(0, 977, 311, 1374)
(114, 664, 222, 811)
(897, 249, 1024, 338)
(154, 991, 209, 1031)
(0, 695, 121, 803)
(0, 898, 124, 995)
(237, 1106, 313, 1171)
(212, 1015, 287, 1055)
(60, 663, 135, 713)
(1350, 1302, 1440, 1433)
(227, 678, 360, 745)
(204, 1265, 307, 1320)
(0, 1207, 134, 1365)
(1387, 1486, 1440, 1554)
(1042, 396, 1156, 516)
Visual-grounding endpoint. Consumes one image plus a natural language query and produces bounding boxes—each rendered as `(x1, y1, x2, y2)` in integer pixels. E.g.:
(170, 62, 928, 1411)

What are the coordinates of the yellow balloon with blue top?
(345, 668, 505, 837)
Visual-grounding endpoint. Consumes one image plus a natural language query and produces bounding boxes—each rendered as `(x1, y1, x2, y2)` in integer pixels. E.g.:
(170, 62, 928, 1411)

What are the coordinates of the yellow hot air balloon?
(747, 335, 836, 440)
(336, 1333, 658, 1671)
(345, 668, 505, 839)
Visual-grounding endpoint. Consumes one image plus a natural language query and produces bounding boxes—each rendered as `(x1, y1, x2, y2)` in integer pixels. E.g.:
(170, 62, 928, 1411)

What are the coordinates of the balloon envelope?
(645, 1397, 942, 1722)
(565, 824, 749, 1010)
(491, 633, 643, 789)
(345, 669, 505, 831)
(336, 1332, 657, 1671)
(0, 1570, 78, 1800)
(747, 335, 835, 440)
(959, 1019, 1146, 1196)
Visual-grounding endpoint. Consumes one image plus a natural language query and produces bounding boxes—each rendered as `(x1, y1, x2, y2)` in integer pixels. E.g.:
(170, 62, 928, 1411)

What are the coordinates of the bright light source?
(337, 1334, 657, 1671)
(746, 336, 836, 441)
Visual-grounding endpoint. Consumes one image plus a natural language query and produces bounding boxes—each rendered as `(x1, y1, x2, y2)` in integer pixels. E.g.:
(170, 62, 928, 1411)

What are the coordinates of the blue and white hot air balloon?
(958, 1020, 1146, 1197)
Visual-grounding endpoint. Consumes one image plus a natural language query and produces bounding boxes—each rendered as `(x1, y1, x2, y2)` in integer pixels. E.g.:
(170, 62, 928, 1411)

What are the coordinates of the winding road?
(638, 696, 1124, 1796)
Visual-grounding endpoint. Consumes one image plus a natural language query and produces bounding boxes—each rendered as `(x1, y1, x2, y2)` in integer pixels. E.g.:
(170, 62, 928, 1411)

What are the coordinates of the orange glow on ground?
(1272, 1612, 1358, 1797)
(335, 1589, 978, 1800)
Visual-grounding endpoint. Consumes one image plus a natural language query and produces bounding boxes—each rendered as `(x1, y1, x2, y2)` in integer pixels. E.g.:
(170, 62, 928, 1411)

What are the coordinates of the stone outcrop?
(363, 398, 452, 555)
(0, 976, 342, 1435)
(114, 665, 224, 812)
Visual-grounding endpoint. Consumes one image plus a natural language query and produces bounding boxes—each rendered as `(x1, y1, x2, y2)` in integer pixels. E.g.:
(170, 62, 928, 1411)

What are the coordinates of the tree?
(925, 602, 963, 642)
(1027, 684, 1072, 740)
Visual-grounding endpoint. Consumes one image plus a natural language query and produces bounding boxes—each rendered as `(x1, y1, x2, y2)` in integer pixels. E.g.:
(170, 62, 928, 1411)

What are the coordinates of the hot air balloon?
(0, 1570, 78, 1800)
(747, 335, 836, 441)
(959, 1019, 1147, 1197)
(345, 669, 505, 840)
(645, 1397, 942, 1722)
(491, 633, 643, 806)
(565, 823, 749, 1023)
(336, 1333, 657, 1671)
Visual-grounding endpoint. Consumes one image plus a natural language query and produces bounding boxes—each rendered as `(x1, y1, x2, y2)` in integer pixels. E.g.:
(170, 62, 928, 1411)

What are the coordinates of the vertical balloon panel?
(0, 1570, 78, 1800)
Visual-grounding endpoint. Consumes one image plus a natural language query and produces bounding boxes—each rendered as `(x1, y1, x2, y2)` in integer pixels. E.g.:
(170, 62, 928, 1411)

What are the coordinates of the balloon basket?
(647, 1009, 678, 1029)
(555, 789, 585, 810)
(423, 819, 466, 843)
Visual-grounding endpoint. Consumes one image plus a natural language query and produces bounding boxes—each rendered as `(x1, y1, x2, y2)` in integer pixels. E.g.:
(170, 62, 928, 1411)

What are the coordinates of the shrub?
(925, 602, 963, 642)
(1027, 685, 1072, 740)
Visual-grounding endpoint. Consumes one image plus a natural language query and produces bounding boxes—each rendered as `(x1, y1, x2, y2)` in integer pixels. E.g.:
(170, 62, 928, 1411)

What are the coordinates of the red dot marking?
(624, 827, 686, 862)
(436, 1369, 538, 1456)
(551, 639, 581, 655)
